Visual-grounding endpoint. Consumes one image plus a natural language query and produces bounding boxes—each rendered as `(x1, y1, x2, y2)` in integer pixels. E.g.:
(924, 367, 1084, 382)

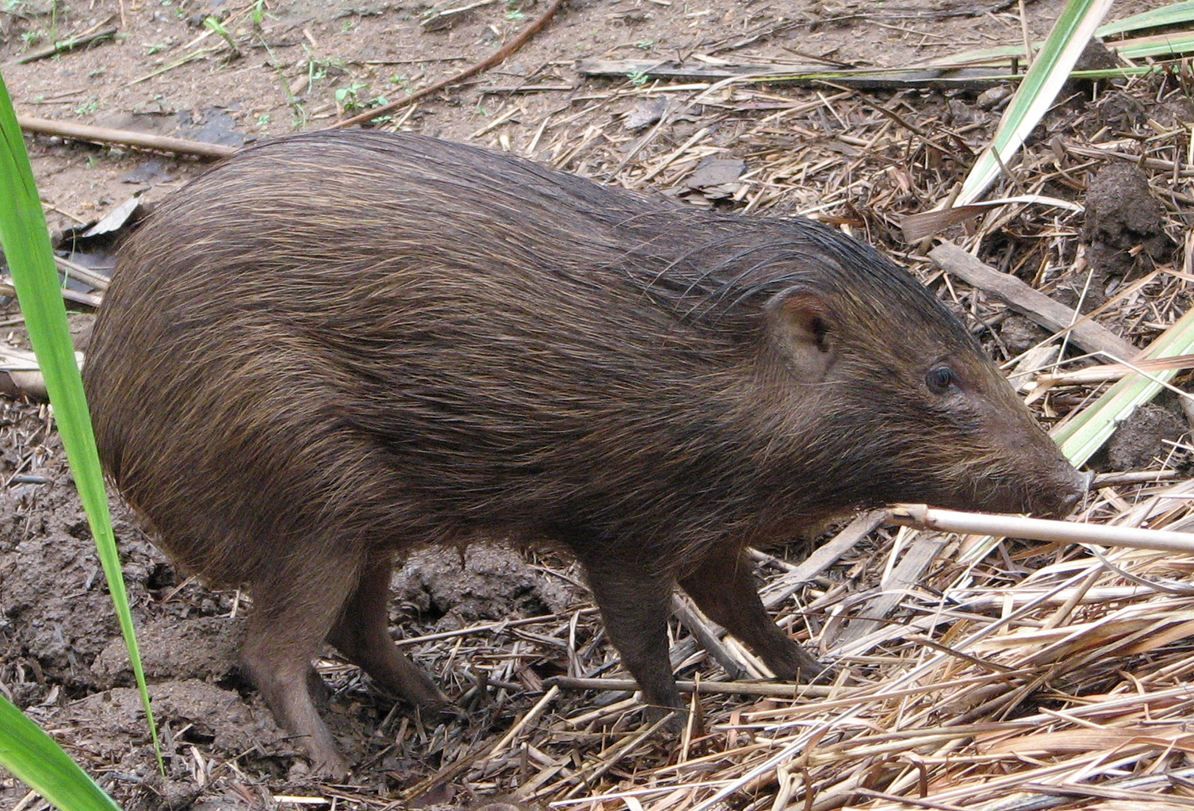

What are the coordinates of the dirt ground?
(2, 0, 1193, 809)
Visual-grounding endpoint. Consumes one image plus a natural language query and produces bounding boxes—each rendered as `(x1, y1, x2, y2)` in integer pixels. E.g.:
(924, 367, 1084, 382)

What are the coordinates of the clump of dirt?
(56, 679, 293, 809)
(0, 468, 159, 692)
(999, 314, 1052, 355)
(1104, 403, 1189, 471)
(392, 546, 580, 630)
(1074, 40, 1120, 72)
(1070, 162, 1172, 312)
(1152, 95, 1194, 129)
(63, 679, 290, 764)
(1096, 91, 1148, 131)
(91, 616, 243, 688)
(1084, 164, 1170, 255)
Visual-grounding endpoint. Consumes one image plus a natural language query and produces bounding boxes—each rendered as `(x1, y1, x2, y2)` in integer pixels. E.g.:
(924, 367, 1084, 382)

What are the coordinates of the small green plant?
(145, 41, 168, 55)
(340, 17, 354, 33)
(506, 8, 525, 21)
(250, 0, 267, 27)
(330, 83, 394, 121)
(388, 73, 408, 87)
(635, 38, 654, 50)
(368, 95, 392, 124)
(74, 98, 98, 116)
(256, 112, 271, 127)
(20, 30, 43, 48)
(334, 80, 367, 111)
(203, 15, 240, 56)
(303, 52, 345, 93)
(627, 69, 649, 87)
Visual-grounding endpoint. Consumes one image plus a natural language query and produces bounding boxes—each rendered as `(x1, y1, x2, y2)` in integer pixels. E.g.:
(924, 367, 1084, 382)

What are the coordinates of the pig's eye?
(925, 365, 956, 394)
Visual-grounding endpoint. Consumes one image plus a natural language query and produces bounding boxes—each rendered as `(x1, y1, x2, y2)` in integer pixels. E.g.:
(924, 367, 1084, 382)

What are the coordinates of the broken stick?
(17, 115, 234, 160)
(331, 0, 565, 130)
(929, 241, 1137, 361)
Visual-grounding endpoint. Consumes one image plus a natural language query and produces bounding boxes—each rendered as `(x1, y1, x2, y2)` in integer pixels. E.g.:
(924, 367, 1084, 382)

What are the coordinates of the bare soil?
(1, 0, 1191, 809)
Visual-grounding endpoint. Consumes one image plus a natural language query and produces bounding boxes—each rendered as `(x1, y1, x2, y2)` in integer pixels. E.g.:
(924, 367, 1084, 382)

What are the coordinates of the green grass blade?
(0, 696, 122, 811)
(1054, 307, 1194, 467)
(942, 32, 1194, 66)
(1098, 1, 1194, 36)
(937, 1, 1194, 65)
(1114, 31, 1194, 59)
(0, 69, 163, 771)
(1071, 61, 1193, 79)
(956, 0, 1113, 207)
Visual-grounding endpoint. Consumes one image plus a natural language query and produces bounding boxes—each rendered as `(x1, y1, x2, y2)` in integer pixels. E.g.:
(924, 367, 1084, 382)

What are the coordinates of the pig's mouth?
(943, 467, 1089, 520)
(912, 463, 1093, 520)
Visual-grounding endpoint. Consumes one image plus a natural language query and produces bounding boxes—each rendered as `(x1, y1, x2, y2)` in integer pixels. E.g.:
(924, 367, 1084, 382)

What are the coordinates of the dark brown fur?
(83, 131, 1084, 774)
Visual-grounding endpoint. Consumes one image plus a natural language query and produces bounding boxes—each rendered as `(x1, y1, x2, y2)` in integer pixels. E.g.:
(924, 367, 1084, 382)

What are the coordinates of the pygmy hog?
(83, 131, 1085, 775)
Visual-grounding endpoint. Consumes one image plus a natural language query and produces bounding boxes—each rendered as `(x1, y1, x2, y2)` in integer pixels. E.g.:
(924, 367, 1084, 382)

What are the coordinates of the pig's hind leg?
(680, 545, 826, 682)
(327, 554, 448, 711)
(242, 550, 363, 778)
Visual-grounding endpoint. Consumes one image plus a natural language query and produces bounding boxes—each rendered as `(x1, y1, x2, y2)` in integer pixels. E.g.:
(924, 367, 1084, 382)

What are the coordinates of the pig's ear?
(765, 286, 836, 381)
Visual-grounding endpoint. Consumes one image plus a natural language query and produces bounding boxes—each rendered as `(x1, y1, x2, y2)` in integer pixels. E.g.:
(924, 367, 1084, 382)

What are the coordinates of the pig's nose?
(1059, 470, 1091, 512)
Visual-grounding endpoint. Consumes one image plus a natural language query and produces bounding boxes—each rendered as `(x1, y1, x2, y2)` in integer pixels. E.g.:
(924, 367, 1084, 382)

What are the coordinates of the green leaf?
(1054, 307, 1194, 467)
(1112, 30, 1194, 59)
(0, 69, 162, 771)
(942, 30, 1194, 66)
(956, 0, 1113, 207)
(937, 1, 1194, 65)
(1098, 1, 1194, 36)
(0, 695, 121, 811)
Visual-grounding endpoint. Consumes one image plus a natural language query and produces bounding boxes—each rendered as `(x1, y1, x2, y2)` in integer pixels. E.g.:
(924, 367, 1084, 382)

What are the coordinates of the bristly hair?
(600, 208, 965, 332)
(237, 130, 959, 335)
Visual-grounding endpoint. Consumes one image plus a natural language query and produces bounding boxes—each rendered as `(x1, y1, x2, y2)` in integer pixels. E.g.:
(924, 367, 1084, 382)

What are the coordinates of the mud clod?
(392, 546, 580, 629)
(1105, 403, 1188, 471)
(1071, 163, 1172, 311)
(0, 469, 157, 690)
(62, 679, 291, 766)
(1083, 163, 1169, 255)
(92, 616, 244, 688)
(999, 314, 1052, 355)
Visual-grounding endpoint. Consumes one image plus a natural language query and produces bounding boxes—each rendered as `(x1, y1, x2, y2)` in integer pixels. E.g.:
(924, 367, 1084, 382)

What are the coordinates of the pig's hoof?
(799, 657, 837, 686)
(309, 751, 351, 781)
(765, 640, 834, 685)
(646, 704, 691, 735)
(417, 696, 464, 725)
(417, 687, 454, 713)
